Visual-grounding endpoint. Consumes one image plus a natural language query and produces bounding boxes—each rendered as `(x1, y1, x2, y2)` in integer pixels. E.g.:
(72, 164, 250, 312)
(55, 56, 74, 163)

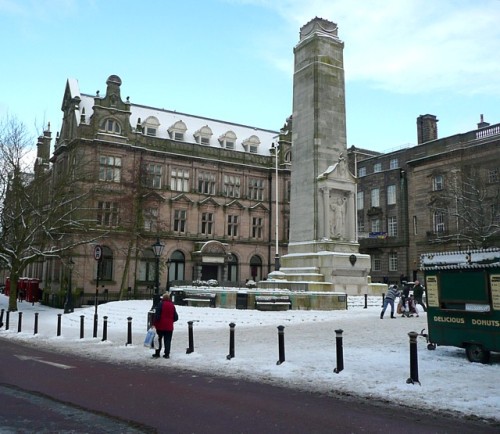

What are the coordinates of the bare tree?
(0, 115, 102, 311)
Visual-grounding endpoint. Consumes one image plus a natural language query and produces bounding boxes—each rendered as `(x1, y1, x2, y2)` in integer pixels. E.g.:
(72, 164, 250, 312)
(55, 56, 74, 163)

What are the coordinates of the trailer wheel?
(465, 344, 491, 364)
(427, 343, 436, 350)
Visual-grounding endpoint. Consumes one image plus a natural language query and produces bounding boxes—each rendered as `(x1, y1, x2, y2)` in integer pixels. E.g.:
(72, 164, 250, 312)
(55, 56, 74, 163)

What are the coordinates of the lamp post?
(64, 257, 75, 314)
(271, 142, 280, 271)
(166, 258, 171, 293)
(152, 237, 165, 308)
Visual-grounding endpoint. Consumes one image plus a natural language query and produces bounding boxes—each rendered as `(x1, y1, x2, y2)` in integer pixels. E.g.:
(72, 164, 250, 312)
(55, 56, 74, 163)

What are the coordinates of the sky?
(1, 293, 499, 424)
(1, 0, 500, 153)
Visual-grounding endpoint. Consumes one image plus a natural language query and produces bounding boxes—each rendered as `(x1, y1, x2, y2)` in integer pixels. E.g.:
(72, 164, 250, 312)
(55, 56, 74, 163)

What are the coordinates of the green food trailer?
(421, 248, 500, 363)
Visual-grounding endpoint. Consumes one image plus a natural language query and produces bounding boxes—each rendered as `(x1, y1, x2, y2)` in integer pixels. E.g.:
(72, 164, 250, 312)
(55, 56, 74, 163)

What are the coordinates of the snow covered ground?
(1, 294, 498, 423)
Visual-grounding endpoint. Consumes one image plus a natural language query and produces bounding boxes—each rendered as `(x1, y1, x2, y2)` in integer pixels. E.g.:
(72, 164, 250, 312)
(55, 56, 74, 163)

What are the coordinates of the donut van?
(420, 248, 500, 363)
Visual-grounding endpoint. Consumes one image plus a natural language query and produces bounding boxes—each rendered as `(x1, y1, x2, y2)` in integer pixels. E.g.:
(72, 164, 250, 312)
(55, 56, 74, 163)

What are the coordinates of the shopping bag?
(144, 327, 156, 348)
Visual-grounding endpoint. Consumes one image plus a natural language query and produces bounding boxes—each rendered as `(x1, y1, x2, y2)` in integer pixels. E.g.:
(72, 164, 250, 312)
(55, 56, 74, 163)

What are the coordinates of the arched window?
(99, 118, 121, 134)
(169, 250, 185, 282)
(227, 254, 238, 282)
(137, 249, 156, 283)
(100, 246, 113, 281)
(249, 255, 262, 282)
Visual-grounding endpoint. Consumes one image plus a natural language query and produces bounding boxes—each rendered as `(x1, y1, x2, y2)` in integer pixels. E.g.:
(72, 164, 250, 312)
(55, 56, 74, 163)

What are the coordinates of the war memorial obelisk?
(261, 18, 371, 307)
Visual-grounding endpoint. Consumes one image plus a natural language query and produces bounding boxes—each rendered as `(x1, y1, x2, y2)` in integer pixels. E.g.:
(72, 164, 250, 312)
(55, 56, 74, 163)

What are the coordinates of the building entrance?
(201, 265, 218, 281)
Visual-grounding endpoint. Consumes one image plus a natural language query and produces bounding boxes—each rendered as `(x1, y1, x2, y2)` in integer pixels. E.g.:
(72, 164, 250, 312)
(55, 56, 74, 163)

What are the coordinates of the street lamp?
(165, 258, 171, 293)
(64, 257, 75, 314)
(151, 237, 165, 308)
(271, 142, 280, 271)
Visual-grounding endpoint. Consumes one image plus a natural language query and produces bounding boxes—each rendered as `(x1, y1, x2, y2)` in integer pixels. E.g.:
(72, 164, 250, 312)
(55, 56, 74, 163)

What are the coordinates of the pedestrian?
(413, 280, 427, 312)
(152, 292, 178, 359)
(380, 284, 400, 319)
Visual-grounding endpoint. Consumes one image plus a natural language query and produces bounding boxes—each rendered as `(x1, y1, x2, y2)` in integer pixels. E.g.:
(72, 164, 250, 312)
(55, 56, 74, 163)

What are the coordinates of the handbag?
(174, 309, 179, 322)
(144, 327, 156, 348)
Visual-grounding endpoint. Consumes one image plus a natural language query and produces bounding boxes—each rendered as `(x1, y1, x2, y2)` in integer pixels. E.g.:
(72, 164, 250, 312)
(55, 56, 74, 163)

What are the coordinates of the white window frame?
(387, 185, 396, 205)
(357, 191, 364, 210)
(371, 188, 380, 207)
(388, 216, 398, 237)
(390, 158, 399, 169)
(373, 162, 382, 173)
(389, 252, 398, 272)
(433, 175, 444, 191)
(170, 168, 189, 192)
(99, 155, 122, 182)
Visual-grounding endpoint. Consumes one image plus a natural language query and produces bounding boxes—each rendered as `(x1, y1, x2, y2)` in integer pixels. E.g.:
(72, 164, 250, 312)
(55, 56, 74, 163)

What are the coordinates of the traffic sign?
(94, 245, 102, 261)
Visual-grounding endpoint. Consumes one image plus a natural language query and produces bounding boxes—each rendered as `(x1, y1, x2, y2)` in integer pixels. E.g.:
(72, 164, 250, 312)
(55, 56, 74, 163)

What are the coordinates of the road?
(0, 338, 498, 433)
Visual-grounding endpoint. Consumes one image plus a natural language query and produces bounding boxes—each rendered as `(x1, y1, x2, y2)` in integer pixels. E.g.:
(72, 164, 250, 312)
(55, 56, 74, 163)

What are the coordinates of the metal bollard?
(34, 312, 39, 335)
(17, 312, 23, 333)
(226, 322, 236, 360)
(5, 311, 10, 330)
(57, 313, 62, 336)
(333, 329, 344, 373)
(93, 312, 98, 338)
(0, 308, 4, 328)
(186, 321, 194, 354)
(126, 317, 132, 345)
(381, 293, 385, 308)
(276, 325, 285, 365)
(406, 331, 421, 385)
(102, 316, 108, 341)
(80, 315, 85, 339)
(364, 294, 368, 309)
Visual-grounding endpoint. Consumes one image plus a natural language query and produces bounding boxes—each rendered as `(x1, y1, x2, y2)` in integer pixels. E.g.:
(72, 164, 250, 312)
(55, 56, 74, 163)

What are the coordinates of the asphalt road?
(0, 338, 498, 433)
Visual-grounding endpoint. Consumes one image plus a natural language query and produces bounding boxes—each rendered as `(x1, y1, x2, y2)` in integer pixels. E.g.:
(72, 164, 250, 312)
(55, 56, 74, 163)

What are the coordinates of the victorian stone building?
(28, 75, 292, 300)
(350, 114, 500, 285)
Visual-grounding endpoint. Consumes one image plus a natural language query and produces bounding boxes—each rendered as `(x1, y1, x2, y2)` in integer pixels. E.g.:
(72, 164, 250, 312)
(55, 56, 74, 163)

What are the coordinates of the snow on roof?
(77, 92, 279, 157)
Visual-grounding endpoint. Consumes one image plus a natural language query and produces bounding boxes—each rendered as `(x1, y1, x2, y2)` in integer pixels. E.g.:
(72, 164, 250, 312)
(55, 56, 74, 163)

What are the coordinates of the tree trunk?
(8, 274, 19, 312)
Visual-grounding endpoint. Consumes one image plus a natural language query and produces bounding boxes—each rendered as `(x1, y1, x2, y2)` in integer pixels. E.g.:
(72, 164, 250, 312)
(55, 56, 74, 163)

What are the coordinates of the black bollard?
(93, 312, 98, 339)
(5, 311, 10, 330)
(406, 331, 421, 385)
(276, 325, 285, 365)
(364, 294, 368, 309)
(333, 329, 344, 373)
(102, 316, 108, 342)
(0, 308, 4, 328)
(80, 315, 85, 339)
(381, 293, 385, 308)
(57, 313, 62, 336)
(226, 322, 236, 360)
(186, 321, 194, 354)
(126, 317, 132, 346)
(34, 312, 39, 335)
(17, 312, 23, 333)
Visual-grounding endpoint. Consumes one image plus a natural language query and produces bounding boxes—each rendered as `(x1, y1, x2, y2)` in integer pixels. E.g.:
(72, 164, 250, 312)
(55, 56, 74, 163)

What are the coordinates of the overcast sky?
(1, 0, 500, 152)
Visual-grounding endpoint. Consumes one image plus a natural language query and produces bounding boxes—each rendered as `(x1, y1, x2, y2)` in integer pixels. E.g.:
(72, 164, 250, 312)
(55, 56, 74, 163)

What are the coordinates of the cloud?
(247, 0, 500, 96)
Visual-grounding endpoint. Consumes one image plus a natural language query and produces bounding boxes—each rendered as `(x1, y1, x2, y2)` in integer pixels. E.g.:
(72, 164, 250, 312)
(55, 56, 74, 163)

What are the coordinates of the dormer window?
(100, 118, 121, 134)
(242, 135, 260, 153)
(168, 120, 187, 141)
(143, 116, 160, 137)
(218, 130, 237, 150)
(194, 125, 213, 145)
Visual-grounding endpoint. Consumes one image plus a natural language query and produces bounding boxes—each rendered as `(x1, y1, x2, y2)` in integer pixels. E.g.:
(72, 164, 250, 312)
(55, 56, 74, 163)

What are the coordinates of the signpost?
(93, 245, 102, 338)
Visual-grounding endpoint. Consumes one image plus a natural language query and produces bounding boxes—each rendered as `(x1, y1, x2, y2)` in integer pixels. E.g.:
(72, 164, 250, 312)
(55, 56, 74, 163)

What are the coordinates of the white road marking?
(15, 355, 75, 369)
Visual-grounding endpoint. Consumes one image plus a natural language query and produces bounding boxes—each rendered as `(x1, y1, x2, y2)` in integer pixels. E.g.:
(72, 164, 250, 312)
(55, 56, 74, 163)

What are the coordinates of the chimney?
(417, 114, 438, 144)
(477, 114, 490, 129)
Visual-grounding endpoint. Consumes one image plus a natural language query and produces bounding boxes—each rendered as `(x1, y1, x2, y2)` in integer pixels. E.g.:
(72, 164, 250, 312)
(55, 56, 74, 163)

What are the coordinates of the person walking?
(413, 280, 427, 312)
(380, 284, 400, 319)
(152, 292, 178, 359)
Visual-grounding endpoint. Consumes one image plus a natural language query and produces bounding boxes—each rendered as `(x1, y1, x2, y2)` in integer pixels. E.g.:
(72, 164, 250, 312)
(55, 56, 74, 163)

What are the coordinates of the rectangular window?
(371, 188, 380, 207)
(227, 215, 239, 237)
(223, 175, 241, 198)
(97, 201, 119, 227)
(201, 137, 210, 145)
(433, 211, 445, 233)
(284, 180, 291, 202)
(389, 252, 398, 272)
(170, 168, 189, 192)
(390, 158, 399, 169)
(174, 132, 184, 141)
(146, 164, 162, 189)
(387, 185, 396, 205)
(174, 209, 187, 233)
(388, 216, 398, 237)
(433, 175, 444, 191)
(225, 141, 235, 150)
(413, 216, 418, 236)
(146, 127, 156, 137)
(99, 155, 122, 182)
(201, 212, 214, 235)
(252, 216, 263, 239)
(357, 191, 364, 210)
(358, 167, 366, 177)
(248, 178, 265, 201)
(371, 218, 381, 233)
(492, 204, 500, 225)
(198, 172, 216, 195)
(358, 218, 365, 232)
(488, 168, 499, 183)
(143, 207, 158, 232)
(372, 255, 381, 271)
(373, 163, 382, 173)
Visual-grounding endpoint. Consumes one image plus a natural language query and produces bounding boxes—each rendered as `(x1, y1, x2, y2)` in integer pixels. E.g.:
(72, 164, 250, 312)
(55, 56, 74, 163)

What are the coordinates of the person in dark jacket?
(380, 285, 400, 319)
(413, 280, 427, 312)
(152, 292, 177, 359)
